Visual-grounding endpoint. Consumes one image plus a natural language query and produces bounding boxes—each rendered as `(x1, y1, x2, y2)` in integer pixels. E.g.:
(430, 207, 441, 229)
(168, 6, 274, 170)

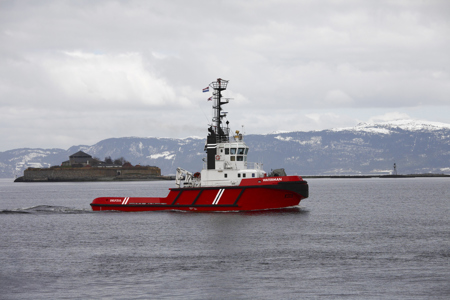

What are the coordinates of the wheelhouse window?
(230, 148, 236, 155)
(245, 148, 249, 155)
(230, 156, 236, 161)
(237, 156, 244, 161)
(238, 148, 245, 155)
(225, 148, 229, 155)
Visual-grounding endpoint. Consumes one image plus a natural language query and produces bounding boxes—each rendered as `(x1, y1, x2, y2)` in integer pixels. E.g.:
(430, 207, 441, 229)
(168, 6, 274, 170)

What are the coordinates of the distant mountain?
(2, 120, 450, 178)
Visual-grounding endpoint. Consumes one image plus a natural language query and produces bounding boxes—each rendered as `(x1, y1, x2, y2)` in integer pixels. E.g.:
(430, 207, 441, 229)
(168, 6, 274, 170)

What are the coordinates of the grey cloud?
(1, 0, 449, 150)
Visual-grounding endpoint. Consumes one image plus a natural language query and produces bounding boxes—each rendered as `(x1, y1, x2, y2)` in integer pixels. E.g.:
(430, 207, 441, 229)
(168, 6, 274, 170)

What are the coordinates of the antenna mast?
(209, 78, 229, 142)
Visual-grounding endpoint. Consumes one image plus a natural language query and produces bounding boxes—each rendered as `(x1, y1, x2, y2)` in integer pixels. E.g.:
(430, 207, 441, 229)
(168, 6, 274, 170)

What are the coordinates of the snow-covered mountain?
(332, 119, 450, 134)
(2, 120, 450, 178)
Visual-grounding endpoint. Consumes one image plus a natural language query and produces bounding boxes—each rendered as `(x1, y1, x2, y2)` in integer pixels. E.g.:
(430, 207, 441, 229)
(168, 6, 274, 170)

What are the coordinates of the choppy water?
(0, 178, 449, 299)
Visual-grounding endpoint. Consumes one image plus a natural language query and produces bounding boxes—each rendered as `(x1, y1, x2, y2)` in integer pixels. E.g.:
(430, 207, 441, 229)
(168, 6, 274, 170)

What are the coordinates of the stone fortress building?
(62, 151, 94, 167)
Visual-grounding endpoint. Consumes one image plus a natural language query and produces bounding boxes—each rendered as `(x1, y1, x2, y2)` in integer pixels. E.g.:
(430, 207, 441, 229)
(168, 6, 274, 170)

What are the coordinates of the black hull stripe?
(91, 204, 239, 208)
(191, 189, 204, 205)
(170, 182, 308, 192)
(233, 188, 246, 205)
(171, 190, 183, 205)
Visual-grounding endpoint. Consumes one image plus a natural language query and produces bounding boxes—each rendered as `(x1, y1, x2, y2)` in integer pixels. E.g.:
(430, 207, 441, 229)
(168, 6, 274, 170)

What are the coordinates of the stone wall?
(23, 166, 162, 182)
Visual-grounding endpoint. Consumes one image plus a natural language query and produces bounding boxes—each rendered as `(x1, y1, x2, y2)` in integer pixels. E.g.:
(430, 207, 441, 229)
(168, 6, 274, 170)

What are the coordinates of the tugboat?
(90, 78, 309, 211)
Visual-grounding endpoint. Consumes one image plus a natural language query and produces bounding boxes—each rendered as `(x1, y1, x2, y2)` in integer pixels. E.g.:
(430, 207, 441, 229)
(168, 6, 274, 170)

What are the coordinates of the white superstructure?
(200, 131, 266, 187)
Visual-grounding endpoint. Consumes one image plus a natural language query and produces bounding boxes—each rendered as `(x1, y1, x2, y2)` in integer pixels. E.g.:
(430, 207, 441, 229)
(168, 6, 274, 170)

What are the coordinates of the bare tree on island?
(114, 157, 129, 166)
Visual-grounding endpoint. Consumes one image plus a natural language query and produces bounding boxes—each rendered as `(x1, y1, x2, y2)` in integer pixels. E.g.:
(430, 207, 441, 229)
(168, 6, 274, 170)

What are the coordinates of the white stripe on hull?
(212, 189, 224, 205)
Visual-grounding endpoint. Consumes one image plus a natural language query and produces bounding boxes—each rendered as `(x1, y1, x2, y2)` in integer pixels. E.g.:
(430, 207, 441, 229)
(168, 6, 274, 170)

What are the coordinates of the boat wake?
(239, 206, 309, 215)
(1, 205, 307, 215)
(0, 205, 92, 214)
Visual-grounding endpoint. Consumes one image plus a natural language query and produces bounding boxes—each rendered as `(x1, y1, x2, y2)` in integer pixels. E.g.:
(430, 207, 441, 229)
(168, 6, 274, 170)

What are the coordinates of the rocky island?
(15, 151, 168, 182)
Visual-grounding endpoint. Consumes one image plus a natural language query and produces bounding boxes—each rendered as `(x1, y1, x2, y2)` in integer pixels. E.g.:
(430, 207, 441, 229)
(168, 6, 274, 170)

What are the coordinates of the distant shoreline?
(13, 173, 450, 182)
(302, 174, 450, 179)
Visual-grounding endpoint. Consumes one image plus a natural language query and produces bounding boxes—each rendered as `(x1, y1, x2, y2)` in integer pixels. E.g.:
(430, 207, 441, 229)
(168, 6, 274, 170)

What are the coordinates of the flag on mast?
(207, 97, 212, 101)
(202, 87, 209, 93)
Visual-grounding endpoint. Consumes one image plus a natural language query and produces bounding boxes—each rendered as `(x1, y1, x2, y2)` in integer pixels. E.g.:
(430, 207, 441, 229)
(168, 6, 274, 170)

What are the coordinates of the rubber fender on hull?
(265, 181, 309, 199)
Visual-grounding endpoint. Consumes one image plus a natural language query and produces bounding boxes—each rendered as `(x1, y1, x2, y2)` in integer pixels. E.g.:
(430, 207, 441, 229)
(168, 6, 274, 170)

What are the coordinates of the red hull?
(91, 176, 308, 212)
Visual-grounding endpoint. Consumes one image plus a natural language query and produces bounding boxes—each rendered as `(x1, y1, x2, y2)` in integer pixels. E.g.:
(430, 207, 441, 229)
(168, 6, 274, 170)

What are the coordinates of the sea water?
(0, 178, 449, 299)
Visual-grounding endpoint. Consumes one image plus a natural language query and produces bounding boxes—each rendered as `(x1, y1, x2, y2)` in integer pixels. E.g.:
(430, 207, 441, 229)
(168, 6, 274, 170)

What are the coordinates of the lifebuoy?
(215, 155, 220, 161)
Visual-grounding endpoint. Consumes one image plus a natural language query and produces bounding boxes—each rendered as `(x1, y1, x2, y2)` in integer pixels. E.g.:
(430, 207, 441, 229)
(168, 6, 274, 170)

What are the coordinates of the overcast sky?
(1, 0, 449, 151)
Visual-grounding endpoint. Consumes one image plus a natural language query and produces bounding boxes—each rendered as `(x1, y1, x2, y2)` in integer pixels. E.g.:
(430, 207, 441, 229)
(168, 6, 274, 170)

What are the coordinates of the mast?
(205, 78, 229, 169)
(210, 78, 229, 143)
